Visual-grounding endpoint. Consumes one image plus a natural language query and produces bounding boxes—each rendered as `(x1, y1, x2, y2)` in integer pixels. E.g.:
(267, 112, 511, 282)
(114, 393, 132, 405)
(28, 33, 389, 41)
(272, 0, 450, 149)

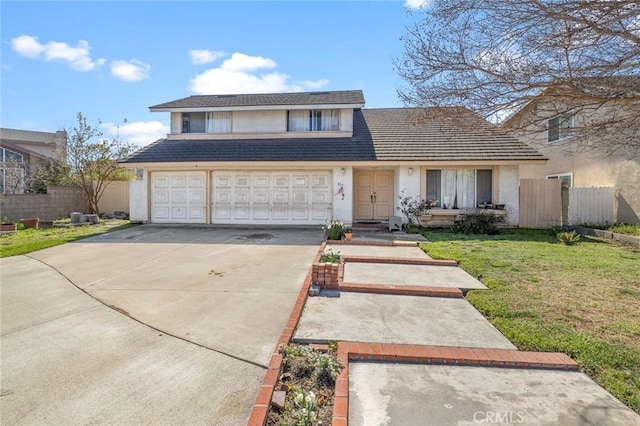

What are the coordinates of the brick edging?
(341, 255, 458, 267)
(247, 243, 325, 426)
(331, 341, 578, 425)
(342, 342, 578, 370)
(327, 240, 419, 247)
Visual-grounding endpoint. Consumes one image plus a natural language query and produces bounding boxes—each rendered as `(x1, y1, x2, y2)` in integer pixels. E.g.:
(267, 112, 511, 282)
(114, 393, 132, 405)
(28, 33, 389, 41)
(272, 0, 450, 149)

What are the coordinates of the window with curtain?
(426, 169, 493, 209)
(288, 109, 339, 131)
(206, 111, 232, 133)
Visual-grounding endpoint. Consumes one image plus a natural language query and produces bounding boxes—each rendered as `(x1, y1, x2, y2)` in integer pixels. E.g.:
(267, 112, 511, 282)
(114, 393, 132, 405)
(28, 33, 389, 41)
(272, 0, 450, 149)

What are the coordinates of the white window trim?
(546, 172, 573, 187)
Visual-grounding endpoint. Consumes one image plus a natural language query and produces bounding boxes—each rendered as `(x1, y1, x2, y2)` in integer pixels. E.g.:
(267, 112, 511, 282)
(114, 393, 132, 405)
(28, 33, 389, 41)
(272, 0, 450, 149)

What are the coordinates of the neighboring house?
(503, 77, 640, 224)
(0, 128, 66, 194)
(120, 90, 545, 226)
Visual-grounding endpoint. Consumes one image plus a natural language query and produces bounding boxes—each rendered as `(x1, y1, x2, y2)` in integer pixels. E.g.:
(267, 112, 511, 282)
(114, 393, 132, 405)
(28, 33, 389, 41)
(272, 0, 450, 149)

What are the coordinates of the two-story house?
(0, 128, 66, 194)
(121, 90, 545, 226)
(503, 77, 640, 224)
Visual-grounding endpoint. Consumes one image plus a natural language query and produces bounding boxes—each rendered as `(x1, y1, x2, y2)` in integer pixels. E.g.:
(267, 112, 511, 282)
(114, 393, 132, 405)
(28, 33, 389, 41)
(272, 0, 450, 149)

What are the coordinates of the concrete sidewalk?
(349, 363, 640, 426)
(294, 241, 640, 425)
(294, 292, 514, 349)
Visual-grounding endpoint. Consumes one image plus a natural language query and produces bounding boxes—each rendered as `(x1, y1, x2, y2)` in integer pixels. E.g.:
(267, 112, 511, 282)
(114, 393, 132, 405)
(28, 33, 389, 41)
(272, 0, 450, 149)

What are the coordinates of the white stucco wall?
(394, 166, 422, 222)
(170, 112, 181, 134)
(232, 110, 286, 133)
(332, 167, 354, 225)
(339, 108, 353, 132)
(497, 165, 520, 225)
(129, 176, 148, 223)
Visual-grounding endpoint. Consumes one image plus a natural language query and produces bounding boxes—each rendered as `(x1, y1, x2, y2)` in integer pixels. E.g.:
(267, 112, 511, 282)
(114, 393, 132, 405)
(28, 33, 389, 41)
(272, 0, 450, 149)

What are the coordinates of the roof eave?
(149, 103, 365, 113)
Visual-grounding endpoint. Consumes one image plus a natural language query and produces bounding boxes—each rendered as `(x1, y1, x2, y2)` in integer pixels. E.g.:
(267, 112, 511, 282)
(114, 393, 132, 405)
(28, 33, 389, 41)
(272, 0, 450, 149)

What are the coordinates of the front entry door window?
(354, 170, 393, 221)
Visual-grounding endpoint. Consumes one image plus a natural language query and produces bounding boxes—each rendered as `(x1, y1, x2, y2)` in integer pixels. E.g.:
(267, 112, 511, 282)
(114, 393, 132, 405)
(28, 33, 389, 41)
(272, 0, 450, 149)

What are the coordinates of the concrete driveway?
(0, 226, 322, 425)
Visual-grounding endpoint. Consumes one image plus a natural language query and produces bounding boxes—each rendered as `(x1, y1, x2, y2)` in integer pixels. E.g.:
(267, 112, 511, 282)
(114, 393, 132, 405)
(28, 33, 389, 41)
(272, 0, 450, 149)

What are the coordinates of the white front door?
(211, 171, 331, 224)
(151, 172, 206, 223)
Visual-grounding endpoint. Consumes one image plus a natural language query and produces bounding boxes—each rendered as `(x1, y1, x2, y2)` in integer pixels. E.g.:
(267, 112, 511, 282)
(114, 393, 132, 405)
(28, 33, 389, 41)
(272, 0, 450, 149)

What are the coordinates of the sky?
(1, 0, 428, 147)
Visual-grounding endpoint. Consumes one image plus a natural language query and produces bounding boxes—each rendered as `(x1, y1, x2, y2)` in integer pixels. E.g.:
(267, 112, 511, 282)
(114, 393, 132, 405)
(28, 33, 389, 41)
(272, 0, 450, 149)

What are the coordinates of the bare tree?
(66, 112, 135, 215)
(397, 0, 640, 158)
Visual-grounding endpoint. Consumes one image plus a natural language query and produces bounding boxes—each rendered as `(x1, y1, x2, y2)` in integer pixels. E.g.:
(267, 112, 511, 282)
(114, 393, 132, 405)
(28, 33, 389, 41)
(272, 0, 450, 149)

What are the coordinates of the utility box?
(388, 216, 402, 231)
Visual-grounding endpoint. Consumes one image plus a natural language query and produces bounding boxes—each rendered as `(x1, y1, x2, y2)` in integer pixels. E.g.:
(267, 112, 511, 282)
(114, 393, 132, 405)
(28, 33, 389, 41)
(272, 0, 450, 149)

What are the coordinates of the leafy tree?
(27, 158, 74, 194)
(397, 0, 640, 158)
(65, 112, 135, 215)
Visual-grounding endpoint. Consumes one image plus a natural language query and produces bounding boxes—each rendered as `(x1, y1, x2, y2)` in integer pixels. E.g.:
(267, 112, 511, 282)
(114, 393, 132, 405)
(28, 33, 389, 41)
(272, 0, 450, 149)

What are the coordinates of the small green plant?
(323, 219, 346, 240)
(451, 210, 505, 235)
(557, 230, 581, 245)
(314, 352, 343, 384)
(281, 344, 344, 386)
(293, 390, 317, 426)
(320, 249, 340, 263)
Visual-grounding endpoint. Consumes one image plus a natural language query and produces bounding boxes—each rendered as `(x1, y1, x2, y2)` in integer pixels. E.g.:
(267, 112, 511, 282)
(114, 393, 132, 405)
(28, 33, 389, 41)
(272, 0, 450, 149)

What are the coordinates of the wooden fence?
(520, 180, 615, 228)
(519, 179, 563, 228)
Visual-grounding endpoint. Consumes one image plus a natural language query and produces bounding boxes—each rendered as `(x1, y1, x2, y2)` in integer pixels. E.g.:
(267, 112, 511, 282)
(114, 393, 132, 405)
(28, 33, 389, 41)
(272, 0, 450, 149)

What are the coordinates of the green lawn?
(418, 229, 640, 413)
(0, 220, 137, 257)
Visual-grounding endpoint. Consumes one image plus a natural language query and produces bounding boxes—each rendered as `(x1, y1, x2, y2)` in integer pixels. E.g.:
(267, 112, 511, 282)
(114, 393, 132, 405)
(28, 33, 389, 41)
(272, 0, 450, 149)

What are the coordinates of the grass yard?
(0, 220, 136, 257)
(419, 229, 640, 413)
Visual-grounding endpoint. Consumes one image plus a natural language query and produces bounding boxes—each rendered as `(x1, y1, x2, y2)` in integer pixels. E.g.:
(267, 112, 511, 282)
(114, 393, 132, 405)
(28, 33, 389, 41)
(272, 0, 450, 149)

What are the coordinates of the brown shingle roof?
(150, 90, 365, 110)
(121, 107, 545, 164)
(364, 108, 544, 161)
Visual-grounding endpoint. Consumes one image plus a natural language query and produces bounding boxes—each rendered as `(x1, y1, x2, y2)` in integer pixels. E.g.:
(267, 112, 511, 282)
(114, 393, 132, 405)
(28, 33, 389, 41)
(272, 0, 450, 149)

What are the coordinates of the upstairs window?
(426, 169, 493, 209)
(287, 109, 339, 132)
(206, 112, 232, 133)
(182, 112, 232, 133)
(1, 148, 24, 163)
(548, 114, 573, 143)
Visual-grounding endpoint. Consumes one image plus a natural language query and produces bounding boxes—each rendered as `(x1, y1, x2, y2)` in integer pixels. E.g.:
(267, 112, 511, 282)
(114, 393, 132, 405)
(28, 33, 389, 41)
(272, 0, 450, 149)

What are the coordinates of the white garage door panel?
(151, 172, 206, 223)
(212, 171, 332, 225)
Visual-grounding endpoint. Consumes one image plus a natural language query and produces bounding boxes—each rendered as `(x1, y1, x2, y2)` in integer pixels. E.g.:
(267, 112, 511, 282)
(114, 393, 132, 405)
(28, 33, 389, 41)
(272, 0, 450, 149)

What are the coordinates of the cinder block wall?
(0, 186, 89, 221)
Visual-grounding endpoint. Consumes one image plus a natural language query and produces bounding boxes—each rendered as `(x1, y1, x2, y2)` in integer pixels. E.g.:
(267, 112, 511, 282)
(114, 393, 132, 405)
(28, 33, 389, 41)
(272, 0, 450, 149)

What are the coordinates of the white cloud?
(10, 35, 105, 71)
(300, 79, 330, 89)
(101, 121, 169, 146)
(189, 52, 329, 95)
(189, 49, 225, 65)
(220, 52, 276, 71)
(404, 0, 431, 10)
(110, 59, 151, 82)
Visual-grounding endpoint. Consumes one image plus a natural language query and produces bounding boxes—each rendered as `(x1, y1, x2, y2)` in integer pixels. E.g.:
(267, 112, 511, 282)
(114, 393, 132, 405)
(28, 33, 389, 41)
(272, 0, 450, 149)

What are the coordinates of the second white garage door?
(212, 171, 332, 224)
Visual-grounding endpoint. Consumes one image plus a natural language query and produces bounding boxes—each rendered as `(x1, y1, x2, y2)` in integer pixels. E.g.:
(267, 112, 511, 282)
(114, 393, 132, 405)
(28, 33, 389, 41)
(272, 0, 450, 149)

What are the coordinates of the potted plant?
(323, 219, 346, 240)
(21, 217, 40, 229)
(344, 227, 353, 241)
(1, 216, 17, 234)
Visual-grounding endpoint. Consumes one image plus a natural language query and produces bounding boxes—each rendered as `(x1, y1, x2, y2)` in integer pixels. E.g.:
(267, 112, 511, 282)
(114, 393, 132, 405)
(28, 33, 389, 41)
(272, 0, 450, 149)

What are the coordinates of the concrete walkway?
(0, 226, 323, 425)
(293, 240, 640, 425)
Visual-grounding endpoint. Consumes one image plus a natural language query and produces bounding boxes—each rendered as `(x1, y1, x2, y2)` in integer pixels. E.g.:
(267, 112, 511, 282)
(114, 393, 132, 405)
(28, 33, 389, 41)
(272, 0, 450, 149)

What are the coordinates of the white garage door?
(151, 172, 206, 223)
(212, 171, 332, 224)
